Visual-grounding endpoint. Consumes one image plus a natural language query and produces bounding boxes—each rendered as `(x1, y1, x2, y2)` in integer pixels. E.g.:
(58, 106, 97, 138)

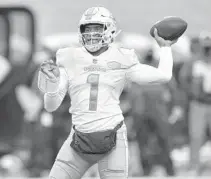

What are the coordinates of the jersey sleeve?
(44, 67, 69, 112)
(56, 48, 68, 67)
(56, 47, 75, 80)
(125, 47, 173, 84)
(43, 49, 70, 112)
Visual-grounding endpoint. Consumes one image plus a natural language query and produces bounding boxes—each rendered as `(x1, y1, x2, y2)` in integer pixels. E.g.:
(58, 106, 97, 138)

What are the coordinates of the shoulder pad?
(118, 47, 142, 67)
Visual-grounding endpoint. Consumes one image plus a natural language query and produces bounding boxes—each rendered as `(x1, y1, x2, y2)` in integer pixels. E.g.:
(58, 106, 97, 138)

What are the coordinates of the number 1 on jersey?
(87, 74, 99, 111)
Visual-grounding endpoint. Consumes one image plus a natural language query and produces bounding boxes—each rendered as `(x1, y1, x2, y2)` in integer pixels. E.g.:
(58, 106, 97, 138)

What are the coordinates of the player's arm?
(126, 29, 176, 84)
(126, 47, 173, 84)
(38, 49, 69, 112)
(43, 67, 68, 112)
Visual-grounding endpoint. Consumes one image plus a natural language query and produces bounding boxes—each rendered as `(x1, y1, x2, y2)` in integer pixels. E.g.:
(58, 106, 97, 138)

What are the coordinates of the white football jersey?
(50, 45, 173, 132)
(56, 45, 137, 132)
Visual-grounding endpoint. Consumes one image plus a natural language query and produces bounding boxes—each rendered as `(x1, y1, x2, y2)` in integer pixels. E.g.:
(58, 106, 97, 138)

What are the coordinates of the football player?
(38, 7, 176, 179)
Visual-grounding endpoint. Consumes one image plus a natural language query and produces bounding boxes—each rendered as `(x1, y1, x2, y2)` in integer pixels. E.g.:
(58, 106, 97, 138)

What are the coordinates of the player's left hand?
(154, 28, 177, 47)
(40, 59, 60, 82)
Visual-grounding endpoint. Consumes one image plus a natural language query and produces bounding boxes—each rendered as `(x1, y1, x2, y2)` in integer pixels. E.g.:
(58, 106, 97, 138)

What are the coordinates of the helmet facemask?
(80, 22, 117, 52)
(79, 7, 120, 52)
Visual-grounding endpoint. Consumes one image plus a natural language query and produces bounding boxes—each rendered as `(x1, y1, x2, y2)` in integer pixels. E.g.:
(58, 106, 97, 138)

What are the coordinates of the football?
(150, 16, 188, 41)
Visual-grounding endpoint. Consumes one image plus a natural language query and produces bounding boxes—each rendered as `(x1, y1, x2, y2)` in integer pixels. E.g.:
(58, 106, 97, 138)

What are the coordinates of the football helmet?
(79, 7, 119, 52)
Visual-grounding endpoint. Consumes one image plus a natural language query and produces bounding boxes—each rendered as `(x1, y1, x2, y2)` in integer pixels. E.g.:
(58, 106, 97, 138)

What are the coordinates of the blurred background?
(0, 0, 211, 178)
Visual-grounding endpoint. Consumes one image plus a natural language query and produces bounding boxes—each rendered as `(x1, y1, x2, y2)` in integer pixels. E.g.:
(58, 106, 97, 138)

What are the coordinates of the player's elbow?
(44, 106, 57, 113)
(44, 93, 62, 112)
(164, 73, 172, 81)
(160, 72, 172, 83)
(44, 103, 59, 112)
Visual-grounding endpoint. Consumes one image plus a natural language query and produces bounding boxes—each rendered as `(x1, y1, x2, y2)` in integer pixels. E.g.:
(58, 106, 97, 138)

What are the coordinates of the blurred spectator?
(0, 55, 13, 156)
(190, 37, 201, 56)
(0, 31, 46, 176)
(179, 31, 211, 175)
(0, 56, 11, 84)
(128, 48, 177, 176)
(120, 84, 142, 176)
(0, 54, 26, 155)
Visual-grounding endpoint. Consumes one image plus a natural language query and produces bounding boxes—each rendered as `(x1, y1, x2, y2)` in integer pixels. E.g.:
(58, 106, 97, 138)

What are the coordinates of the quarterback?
(38, 6, 176, 179)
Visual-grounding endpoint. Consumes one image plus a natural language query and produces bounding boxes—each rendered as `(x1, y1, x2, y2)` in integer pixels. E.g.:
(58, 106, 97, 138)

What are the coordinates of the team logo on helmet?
(85, 7, 99, 20)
